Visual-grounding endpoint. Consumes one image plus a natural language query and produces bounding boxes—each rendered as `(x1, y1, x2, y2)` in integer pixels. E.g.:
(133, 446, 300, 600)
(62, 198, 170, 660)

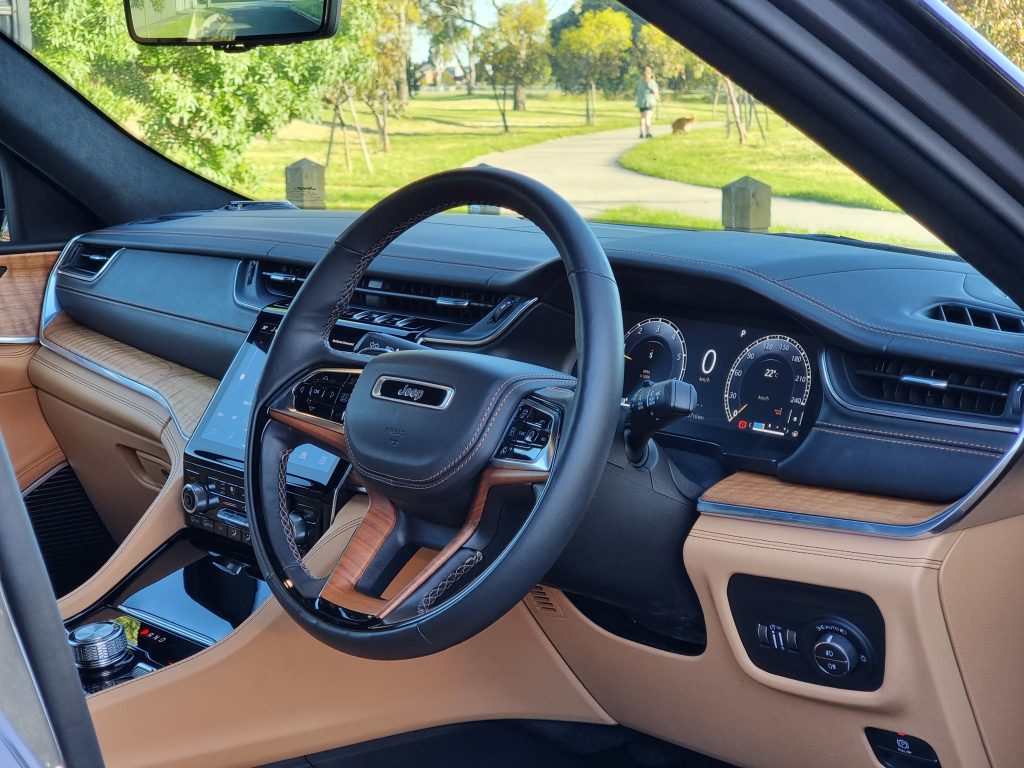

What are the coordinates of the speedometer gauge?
(623, 318, 686, 397)
(723, 335, 811, 438)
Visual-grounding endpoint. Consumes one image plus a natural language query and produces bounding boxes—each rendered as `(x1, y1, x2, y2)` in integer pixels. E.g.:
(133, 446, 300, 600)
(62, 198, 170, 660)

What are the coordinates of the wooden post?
(286, 158, 326, 210)
(344, 86, 374, 174)
(722, 176, 771, 233)
(724, 78, 747, 145)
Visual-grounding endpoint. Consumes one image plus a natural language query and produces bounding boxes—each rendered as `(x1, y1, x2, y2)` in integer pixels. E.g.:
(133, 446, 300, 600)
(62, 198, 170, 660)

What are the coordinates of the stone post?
(286, 158, 326, 210)
(722, 176, 771, 233)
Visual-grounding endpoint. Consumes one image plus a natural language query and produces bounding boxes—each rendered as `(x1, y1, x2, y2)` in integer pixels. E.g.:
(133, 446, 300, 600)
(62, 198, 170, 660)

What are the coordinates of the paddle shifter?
(625, 379, 697, 465)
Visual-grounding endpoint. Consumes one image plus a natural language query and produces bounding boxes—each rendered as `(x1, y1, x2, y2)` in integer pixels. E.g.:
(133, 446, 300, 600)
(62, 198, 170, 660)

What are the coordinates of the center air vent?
(846, 354, 1012, 418)
(59, 242, 120, 280)
(353, 278, 502, 325)
(261, 262, 310, 297)
(927, 303, 1024, 334)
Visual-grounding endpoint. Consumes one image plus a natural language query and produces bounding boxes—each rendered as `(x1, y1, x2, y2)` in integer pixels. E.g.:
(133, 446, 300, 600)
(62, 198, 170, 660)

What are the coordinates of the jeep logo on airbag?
(372, 377, 454, 410)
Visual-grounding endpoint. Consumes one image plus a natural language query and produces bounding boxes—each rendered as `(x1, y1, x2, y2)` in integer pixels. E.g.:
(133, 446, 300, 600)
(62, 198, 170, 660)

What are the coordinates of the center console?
(180, 303, 353, 552)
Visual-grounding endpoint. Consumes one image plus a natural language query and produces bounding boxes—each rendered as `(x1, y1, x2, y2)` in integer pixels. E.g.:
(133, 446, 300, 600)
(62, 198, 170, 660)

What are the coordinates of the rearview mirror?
(124, 0, 340, 51)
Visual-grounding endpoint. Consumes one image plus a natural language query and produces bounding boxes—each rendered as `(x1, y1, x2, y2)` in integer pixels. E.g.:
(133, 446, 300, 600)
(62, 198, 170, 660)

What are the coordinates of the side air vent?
(846, 354, 1012, 418)
(927, 303, 1024, 334)
(353, 277, 502, 325)
(59, 242, 120, 280)
(261, 262, 310, 297)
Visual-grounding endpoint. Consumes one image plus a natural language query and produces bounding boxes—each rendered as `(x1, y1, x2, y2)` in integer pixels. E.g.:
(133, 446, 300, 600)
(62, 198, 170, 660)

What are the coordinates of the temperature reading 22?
(723, 334, 812, 439)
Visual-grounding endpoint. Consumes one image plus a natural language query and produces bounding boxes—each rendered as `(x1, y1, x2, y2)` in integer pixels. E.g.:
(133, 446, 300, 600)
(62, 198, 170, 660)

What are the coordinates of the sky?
(411, 0, 578, 61)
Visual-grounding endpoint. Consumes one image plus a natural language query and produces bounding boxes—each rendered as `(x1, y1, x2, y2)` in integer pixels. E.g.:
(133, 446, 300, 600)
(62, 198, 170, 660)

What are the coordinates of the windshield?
(6, 0, 1006, 252)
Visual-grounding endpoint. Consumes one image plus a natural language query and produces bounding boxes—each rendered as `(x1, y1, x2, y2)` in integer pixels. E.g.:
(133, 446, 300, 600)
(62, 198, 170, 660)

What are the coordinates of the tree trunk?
(344, 87, 374, 173)
(513, 84, 527, 111)
(397, 4, 411, 107)
(589, 82, 598, 125)
(724, 78, 747, 145)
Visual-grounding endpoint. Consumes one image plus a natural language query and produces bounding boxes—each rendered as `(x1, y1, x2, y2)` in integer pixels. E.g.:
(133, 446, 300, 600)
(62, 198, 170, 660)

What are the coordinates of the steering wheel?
(245, 167, 623, 659)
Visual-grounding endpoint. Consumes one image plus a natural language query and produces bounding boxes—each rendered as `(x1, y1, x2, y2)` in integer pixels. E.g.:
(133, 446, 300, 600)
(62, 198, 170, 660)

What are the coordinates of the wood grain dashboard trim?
(699, 471, 946, 526)
(0, 251, 59, 340)
(41, 312, 217, 436)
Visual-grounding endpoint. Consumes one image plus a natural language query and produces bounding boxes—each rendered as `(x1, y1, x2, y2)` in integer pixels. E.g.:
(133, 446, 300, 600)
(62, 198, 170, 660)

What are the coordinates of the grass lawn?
(241, 91, 637, 209)
(620, 103, 901, 213)
(594, 205, 950, 252)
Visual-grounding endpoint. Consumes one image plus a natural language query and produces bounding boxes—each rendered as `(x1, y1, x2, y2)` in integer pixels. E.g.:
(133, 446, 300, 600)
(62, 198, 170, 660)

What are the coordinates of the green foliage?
(948, 0, 1024, 67)
(553, 7, 633, 96)
(479, 0, 552, 106)
(30, 0, 379, 187)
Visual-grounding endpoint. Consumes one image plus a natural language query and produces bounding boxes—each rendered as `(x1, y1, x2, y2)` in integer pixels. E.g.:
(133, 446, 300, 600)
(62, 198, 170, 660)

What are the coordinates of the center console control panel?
(181, 305, 351, 552)
(728, 574, 885, 691)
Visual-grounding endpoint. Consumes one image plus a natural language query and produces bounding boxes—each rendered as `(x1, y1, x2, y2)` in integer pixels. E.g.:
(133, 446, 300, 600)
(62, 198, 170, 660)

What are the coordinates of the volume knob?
(181, 482, 213, 514)
(68, 622, 129, 670)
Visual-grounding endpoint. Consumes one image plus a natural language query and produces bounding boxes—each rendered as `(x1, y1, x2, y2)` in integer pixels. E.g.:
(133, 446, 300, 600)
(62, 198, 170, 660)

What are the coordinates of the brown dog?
(672, 114, 697, 134)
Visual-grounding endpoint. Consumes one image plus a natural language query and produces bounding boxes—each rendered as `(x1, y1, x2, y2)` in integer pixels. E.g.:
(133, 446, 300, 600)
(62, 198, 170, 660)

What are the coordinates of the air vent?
(526, 585, 564, 618)
(261, 263, 310, 297)
(59, 242, 120, 280)
(927, 303, 1024, 334)
(847, 354, 1012, 418)
(353, 278, 502, 325)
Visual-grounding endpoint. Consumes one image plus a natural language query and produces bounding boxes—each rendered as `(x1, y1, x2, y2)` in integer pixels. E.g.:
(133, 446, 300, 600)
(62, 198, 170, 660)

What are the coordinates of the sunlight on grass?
(619, 106, 900, 213)
(594, 205, 951, 252)
(241, 92, 637, 209)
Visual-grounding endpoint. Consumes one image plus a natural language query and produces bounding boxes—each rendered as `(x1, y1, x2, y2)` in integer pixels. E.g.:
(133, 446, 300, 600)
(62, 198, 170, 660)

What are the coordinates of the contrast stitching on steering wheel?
(321, 198, 483, 340)
(278, 448, 312, 576)
(417, 551, 483, 614)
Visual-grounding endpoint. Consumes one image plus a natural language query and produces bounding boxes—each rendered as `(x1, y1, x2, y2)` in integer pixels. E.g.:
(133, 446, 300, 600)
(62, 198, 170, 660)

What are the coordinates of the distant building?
(0, 0, 32, 50)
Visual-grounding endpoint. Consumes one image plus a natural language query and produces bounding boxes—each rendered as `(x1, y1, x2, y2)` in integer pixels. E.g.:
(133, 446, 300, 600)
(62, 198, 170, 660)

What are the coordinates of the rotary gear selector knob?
(68, 621, 130, 670)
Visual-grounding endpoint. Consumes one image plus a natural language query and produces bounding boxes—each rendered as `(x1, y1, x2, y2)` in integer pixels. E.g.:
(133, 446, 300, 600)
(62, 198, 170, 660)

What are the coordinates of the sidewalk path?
(469, 126, 938, 244)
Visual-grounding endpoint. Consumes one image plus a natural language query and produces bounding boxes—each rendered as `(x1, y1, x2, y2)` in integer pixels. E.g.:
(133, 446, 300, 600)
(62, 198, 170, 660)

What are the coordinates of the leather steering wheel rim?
(245, 167, 623, 659)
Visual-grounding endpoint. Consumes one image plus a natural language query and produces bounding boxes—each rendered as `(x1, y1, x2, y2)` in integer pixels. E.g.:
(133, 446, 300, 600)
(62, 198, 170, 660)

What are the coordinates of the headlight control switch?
(813, 631, 858, 677)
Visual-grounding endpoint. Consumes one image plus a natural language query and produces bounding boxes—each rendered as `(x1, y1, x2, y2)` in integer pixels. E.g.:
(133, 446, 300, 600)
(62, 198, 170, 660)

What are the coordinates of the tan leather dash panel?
(0, 250, 58, 339)
(700, 470, 945, 525)
(42, 312, 218, 436)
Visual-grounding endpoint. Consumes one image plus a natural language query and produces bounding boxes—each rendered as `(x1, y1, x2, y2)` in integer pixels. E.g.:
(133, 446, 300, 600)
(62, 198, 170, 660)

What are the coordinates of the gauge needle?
(624, 354, 633, 361)
(733, 403, 749, 419)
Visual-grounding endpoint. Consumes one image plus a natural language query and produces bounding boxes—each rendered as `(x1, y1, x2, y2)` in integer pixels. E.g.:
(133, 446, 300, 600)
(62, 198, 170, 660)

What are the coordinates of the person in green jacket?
(636, 65, 660, 138)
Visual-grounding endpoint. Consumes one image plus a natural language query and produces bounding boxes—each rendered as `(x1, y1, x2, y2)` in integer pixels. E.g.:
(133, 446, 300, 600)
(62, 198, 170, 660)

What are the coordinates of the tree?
(30, 0, 379, 186)
(480, 0, 551, 116)
(635, 24, 686, 82)
(423, 0, 481, 94)
(553, 8, 633, 124)
(947, 0, 1024, 67)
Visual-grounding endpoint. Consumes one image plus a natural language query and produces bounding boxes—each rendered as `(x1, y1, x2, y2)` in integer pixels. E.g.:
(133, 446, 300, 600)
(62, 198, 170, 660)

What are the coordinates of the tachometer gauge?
(623, 318, 686, 397)
(723, 335, 812, 438)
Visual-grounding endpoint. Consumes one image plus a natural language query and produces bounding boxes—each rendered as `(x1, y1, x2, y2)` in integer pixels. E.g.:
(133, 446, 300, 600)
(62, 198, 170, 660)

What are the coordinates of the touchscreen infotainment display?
(187, 322, 341, 487)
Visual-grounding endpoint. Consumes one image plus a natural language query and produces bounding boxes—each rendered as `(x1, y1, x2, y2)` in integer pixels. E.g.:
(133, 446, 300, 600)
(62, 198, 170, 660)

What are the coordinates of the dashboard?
(621, 313, 820, 465)
(44, 209, 1023, 506)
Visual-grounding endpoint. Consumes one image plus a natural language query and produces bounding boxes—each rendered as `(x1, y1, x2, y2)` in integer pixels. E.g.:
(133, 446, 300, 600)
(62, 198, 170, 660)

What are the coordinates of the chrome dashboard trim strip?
(55, 245, 123, 284)
(818, 349, 1019, 434)
(699, 410, 1024, 538)
(0, 336, 39, 344)
(38, 237, 190, 440)
(423, 297, 539, 347)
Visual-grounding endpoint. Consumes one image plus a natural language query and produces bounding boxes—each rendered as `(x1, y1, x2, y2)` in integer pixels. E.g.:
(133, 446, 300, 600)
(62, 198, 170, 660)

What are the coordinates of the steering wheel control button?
(493, 399, 560, 470)
(292, 370, 360, 422)
(69, 622, 130, 670)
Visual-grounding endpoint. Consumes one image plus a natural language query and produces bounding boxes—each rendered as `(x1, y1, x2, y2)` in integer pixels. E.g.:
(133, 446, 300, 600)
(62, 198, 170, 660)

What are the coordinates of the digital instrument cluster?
(623, 315, 818, 452)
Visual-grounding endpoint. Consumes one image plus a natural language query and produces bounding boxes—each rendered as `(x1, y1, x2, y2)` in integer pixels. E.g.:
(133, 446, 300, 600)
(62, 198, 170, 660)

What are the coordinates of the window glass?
(2, 0, 955, 252)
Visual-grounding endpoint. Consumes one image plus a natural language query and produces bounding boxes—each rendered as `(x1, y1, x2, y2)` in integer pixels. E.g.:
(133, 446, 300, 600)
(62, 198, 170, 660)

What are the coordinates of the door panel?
(0, 250, 57, 341)
(0, 251, 64, 491)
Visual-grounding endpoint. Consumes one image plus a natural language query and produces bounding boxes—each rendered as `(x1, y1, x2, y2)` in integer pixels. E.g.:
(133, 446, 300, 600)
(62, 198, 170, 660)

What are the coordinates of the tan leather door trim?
(0, 344, 64, 490)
